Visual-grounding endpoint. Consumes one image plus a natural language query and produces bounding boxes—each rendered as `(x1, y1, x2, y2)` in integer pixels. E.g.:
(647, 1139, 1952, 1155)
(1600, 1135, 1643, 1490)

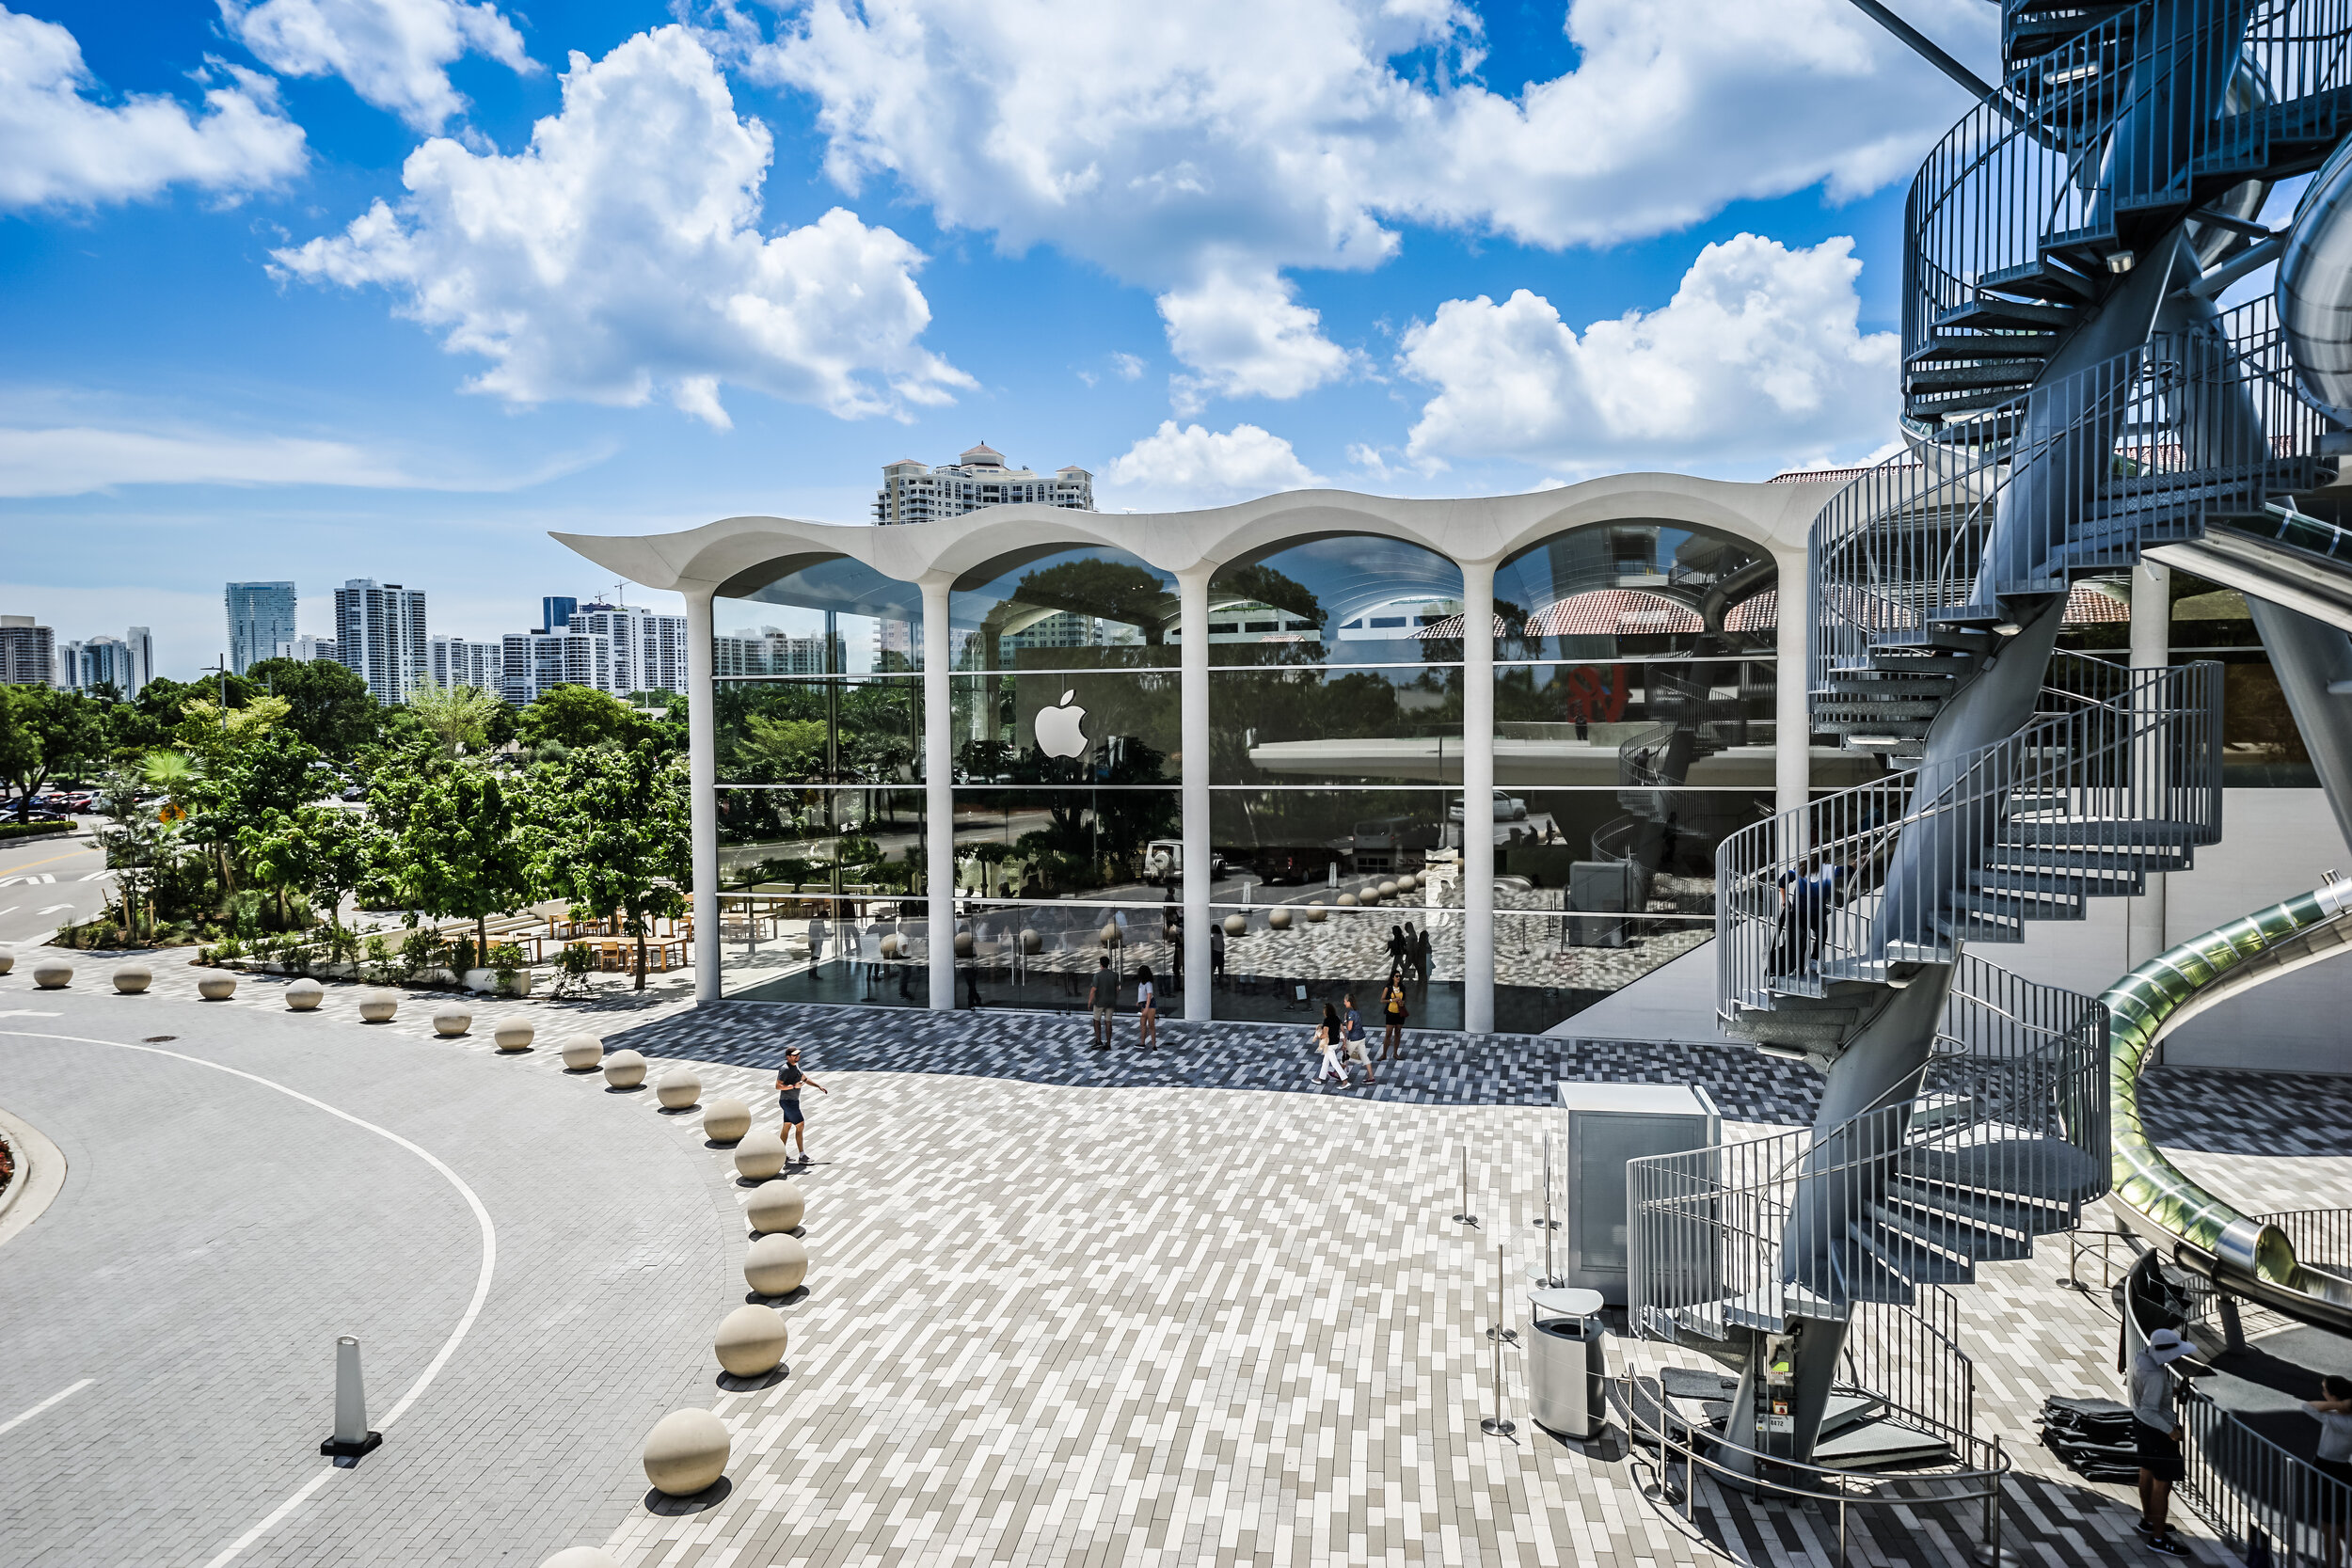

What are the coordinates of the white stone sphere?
(878, 933, 900, 959)
(713, 1305, 788, 1377)
(1021, 927, 1041, 954)
(657, 1069, 702, 1109)
(641, 1408, 729, 1497)
(1399, 873, 1419, 892)
(746, 1178, 804, 1233)
(1305, 901, 1327, 923)
(734, 1127, 787, 1180)
(744, 1232, 809, 1296)
(559, 1034, 603, 1070)
(602, 1049, 647, 1088)
(197, 973, 237, 1000)
(0, 947, 13, 974)
(431, 1003, 470, 1037)
(702, 1097, 751, 1144)
(538, 1551, 622, 1568)
(113, 963, 152, 994)
(31, 959, 72, 990)
(1099, 923, 1120, 947)
(285, 978, 325, 1011)
(494, 1018, 534, 1053)
(1337, 893, 1359, 909)
(1222, 912, 1248, 936)
(1378, 880, 1399, 899)
(1267, 907, 1292, 930)
(953, 930, 975, 958)
(358, 990, 398, 1022)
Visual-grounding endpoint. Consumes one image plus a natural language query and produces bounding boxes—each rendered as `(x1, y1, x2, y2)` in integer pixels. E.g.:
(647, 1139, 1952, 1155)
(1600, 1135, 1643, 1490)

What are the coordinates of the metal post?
(1481, 1242, 1516, 1437)
(320, 1334, 381, 1465)
(1974, 1433, 2006, 1564)
(1454, 1145, 1477, 1227)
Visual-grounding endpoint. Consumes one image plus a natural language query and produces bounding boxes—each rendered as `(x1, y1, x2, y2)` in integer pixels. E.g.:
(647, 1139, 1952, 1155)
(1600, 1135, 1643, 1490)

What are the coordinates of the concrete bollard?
(656, 1069, 702, 1110)
(602, 1049, 646, 1088)
(32, 958, 72, 989)
(285, 978, 325, 1011)
(113, 963, 152, 994)
(713, 1305, 788, 1376)
(642, 1409, 729, 1497)
(746, 1178, 804, 1233)
(432, 1003, 471, 1037)
(702, 1098, 751, 1144)
(733, 1127, 787, 1180)
(559, 1034, 603, 1070)
(0, 947, 13, 975)
(358, 990, 398, 1022)
(197, 973, 237, 1000)
(744, 1233, 808, 1296)
(494, 1019, 534, 1053)
(318, 1335, 381, 1464)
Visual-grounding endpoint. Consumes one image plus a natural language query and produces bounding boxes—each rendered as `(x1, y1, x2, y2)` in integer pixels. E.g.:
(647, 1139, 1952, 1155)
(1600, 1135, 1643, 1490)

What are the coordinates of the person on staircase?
(1770, 859, 1850, 981)
(2131, 1327, 2195, 1557)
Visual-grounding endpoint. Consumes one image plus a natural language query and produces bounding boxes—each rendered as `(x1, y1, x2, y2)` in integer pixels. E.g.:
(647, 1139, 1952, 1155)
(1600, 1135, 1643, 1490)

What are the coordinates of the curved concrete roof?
(551, 470, 1834, 594)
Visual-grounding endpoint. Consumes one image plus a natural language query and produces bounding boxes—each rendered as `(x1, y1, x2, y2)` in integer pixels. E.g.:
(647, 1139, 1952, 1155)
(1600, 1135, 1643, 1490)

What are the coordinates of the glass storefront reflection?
(715, 555, 926, 676)
(1207, 535, 1466, 667)
(716, 676, 921, 788)
(948, 789, 1183, 898)
(950, 670, 1178, 783)
(715, 785, 929, 1007)
(951, 545, 1180, 668)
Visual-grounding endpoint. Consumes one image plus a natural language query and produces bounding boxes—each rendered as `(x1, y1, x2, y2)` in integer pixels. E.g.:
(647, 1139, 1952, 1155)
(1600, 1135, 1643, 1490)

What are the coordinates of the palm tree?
(407, 680, 502, 757)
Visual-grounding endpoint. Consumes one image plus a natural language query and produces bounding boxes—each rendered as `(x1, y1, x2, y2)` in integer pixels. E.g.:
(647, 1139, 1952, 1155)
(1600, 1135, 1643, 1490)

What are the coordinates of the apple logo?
(1035, 689, 1089, 759)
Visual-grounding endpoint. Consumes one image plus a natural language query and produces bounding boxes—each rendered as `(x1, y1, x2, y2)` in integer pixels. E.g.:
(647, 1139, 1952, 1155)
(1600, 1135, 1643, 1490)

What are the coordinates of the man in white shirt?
(2130, 1326, 2195, 1557)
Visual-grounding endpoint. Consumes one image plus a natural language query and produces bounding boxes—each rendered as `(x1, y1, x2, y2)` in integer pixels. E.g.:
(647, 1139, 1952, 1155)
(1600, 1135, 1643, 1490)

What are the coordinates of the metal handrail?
(1613, 1365, 2009, 1568)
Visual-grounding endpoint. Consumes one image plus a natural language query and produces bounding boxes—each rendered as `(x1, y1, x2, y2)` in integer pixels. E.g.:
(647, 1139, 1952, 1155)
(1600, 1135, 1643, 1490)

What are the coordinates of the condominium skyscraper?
(568, 604, 689, 694)
(0, 615, 56, 687)
(60, 636, 138, 696)
(541, 595, 579, 634)
(275, 633, 339, 665)
(225, 582, 297, 676)
(501, 628, 612, 705)
(873, 444, 1093, 524)
(124, 626, 152, 695)
(333, 580, 428, 705)
(428, 634, 503, 691)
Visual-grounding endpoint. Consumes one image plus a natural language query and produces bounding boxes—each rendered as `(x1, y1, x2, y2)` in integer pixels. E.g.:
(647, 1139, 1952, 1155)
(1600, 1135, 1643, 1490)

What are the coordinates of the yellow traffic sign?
(158, 802, 186, 823)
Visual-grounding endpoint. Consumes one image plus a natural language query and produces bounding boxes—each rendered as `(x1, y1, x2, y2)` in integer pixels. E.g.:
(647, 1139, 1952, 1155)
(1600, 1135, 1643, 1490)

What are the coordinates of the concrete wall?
(1557, 789, 2352, 1072)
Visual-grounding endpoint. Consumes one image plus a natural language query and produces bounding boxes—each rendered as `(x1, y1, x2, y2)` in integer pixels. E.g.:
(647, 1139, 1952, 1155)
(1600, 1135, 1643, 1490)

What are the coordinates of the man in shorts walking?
(1089, 956, 1116, 1049)
(2131, 1326, 2194, 1556)
(774, 1048, 829, 1165)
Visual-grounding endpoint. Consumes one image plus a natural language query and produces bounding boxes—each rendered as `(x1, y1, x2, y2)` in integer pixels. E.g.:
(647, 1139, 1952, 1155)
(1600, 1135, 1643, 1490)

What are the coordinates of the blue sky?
(0, 0, 1996, 676)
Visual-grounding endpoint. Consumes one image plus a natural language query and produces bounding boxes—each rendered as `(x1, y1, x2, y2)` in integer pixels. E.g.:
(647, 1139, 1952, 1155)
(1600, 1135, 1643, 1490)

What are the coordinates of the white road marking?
(0, 1030, 500, 1568)
(78, 872, 107, 882)
(0, 907, 15, 916)
(0, 1378, 93, 1437)
(33, 905, 72, 916)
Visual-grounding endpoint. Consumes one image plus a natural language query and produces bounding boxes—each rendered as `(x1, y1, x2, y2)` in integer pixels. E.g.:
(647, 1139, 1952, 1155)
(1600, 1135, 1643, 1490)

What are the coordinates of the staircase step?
(1989, 846, 2190, 874)
(1936, 296, 2081, 334)
(1811, 1415, 1953, 1471)
(1817, 673, 1958, 697)
(1869, 625, 1994, 654)
(1932, 911, 2026, 944)
(1883, 1175, 2074, 1237)
(1813, 697, 1947, 719)
(1944, 887, 2087, 922)
(1868, 1196, 2037, 1263)
(1905, 361, 2045, 395)
(1997, 817, 2203, 848)
(1902, 1131, 2105, 1210)
(1980, 256, 2099, 304)
(1830, 1241, 1917, 1306)
(1853, 1221, 1977, 1286)
(1972, 867, 2144, 897)
(1906, 334, 2062, 366)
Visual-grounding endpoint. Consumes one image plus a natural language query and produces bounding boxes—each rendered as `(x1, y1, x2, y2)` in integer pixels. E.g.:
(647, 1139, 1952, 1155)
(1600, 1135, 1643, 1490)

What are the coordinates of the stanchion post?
(1481, 1242, 1516, 1436)
(1453, 1145, 1477, 1227)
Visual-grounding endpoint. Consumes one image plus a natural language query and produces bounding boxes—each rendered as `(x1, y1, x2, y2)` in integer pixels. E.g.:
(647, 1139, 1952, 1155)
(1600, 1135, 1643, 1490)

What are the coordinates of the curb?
(0, 1101, 66, 1250)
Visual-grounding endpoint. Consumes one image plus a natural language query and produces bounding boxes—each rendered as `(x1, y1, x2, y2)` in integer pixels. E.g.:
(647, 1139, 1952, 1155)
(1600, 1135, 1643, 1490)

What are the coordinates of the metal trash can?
(1528, 1286, 1608, 1440)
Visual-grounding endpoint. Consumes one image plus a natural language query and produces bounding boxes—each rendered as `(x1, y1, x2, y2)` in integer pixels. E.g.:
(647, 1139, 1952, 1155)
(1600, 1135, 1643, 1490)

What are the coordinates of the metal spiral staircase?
(1621, 0, 2352, 1512)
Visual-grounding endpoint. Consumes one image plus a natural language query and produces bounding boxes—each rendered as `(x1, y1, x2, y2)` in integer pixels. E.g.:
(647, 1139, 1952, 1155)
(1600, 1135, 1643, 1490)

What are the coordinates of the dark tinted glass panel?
(952, 546, 1179, 669)
(950, 670, 1177, 784)
(1211, 667, 1463, 786)
(1496, 522, 1775, 661)
(715, 677, 920, 787)
(1208, 535, 1465, 666)
(716, 556, 924, 675)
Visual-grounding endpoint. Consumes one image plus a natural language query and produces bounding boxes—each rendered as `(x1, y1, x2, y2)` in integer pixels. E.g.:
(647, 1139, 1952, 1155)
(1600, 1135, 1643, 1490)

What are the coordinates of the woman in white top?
(1136, 965, 1157, 1049)
(2305, 1373, 2352, 1554)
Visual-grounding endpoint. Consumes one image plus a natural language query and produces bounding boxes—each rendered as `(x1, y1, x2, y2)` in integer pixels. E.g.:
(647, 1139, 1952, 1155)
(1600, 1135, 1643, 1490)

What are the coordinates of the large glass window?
(713, 556, 930, 1006)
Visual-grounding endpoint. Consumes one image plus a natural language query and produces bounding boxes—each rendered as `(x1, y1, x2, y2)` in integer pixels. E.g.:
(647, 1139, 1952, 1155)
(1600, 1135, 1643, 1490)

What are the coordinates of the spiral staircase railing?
(1618, 0, 2352, 1526)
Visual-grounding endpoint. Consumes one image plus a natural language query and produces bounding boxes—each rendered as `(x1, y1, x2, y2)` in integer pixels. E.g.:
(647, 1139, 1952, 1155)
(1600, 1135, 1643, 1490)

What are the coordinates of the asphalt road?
(0, 826, 111, 950)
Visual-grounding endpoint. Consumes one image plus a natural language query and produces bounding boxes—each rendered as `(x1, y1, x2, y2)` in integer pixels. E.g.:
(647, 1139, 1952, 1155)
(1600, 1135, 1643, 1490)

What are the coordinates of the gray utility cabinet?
(1556, 1082, 1721, 1306)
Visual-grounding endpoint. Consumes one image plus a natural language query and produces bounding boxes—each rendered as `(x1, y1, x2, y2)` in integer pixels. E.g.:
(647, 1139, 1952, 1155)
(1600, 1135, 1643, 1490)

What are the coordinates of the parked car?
(1447, 789, 1528, 823)
(1140, 840, 1229, 885)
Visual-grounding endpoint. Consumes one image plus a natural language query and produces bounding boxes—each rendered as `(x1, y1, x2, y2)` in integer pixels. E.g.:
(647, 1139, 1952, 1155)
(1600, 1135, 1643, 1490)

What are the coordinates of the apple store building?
(561, 475, 1873, 1034)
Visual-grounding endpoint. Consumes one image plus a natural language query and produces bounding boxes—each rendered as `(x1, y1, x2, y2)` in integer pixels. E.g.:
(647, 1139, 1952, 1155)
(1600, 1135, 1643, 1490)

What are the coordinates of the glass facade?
(697, 522, 1797, 1033)
(713, 560, 930, 1006)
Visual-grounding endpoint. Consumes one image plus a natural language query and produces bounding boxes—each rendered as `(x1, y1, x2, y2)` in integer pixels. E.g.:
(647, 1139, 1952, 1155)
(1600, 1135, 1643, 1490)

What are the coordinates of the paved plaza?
(3, 952, 2344, 1565)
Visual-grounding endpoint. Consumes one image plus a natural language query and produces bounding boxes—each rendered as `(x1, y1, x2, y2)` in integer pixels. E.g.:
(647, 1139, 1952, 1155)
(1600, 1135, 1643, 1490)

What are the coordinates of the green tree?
(406, 679, 502, 757)
(246, 804, 377, 953)
(364, 750, 536, 967)
(518, 684, 646, 750)
(532, 739, 691, 990)
(0, 687, 104, 819)
(1007, 558, 1173, 643)
(245, 657, 381, 756)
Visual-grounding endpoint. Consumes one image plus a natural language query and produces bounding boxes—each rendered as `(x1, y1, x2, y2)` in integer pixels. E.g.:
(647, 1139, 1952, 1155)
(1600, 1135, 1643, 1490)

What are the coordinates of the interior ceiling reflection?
(722, 554, 927, 625)
(948, 545, 1176, 642)
(1495, 521, 1771, 620)
(1211, 535, 1465, 631)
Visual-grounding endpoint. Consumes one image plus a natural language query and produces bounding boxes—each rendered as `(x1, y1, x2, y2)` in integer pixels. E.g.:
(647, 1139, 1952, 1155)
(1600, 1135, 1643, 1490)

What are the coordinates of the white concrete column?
(1462, 559, 1496, 1035)
(1775, 546, 1812, 831)
(1179, 564, 1213, 1022)
(2127, 557, 2170, 969)
(923, 576, 957, 1010)
(684, 584, 721, 1004)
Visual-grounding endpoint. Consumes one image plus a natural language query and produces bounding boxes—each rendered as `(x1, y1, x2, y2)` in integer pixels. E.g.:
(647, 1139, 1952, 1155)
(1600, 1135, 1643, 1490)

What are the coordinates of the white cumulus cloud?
(222, 0, 535, 132)
(740, 0, 1988, 408)
(1104, 420, 1326, 507)
(0, 421, 599, 497)
(272, 25, 971, 427)
(0, 5, 307, 210)
(1161, 269, 1356, 412)
(1400, 233, 1899, 471)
